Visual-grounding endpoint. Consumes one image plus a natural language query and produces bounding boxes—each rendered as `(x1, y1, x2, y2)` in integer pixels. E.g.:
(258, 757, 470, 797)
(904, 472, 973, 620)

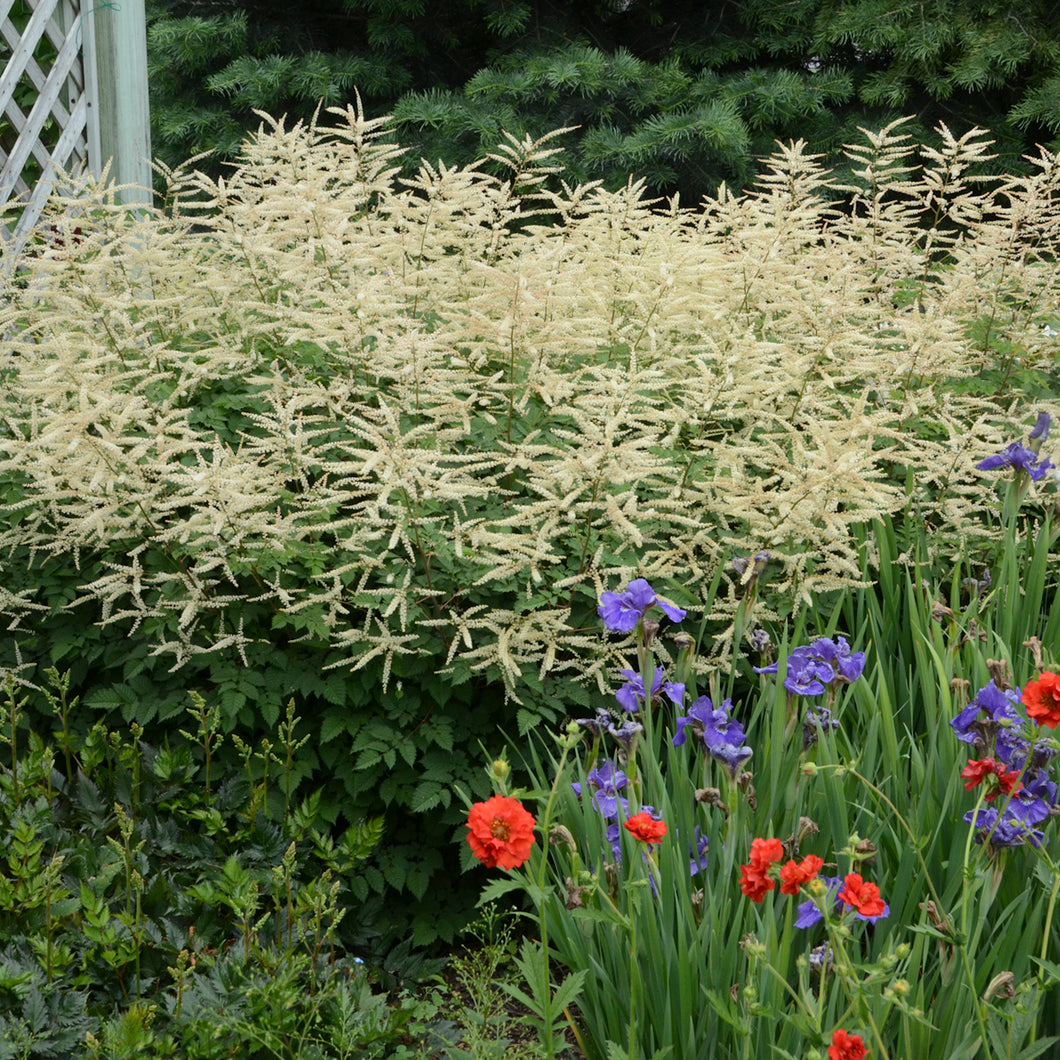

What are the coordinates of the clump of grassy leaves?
(469, 474, 1060, 1059)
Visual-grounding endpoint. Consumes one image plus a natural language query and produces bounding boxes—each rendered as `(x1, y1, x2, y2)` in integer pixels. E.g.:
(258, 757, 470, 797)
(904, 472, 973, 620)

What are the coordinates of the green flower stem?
(1039, 861, 1060, 965)
(627, 897, 639, 1060)
(824, 918, 890, 1060)
(958, 788, 995, 1059)
(755, 942, 818, 1019)
(528, 726, 581, 1060)
(629, 635, 658, 804)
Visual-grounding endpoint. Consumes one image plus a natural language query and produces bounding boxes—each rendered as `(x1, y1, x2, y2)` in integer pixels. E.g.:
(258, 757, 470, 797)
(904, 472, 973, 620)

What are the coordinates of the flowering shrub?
(2, 104, 1058, 1053)
(5, 111, 1060, 947)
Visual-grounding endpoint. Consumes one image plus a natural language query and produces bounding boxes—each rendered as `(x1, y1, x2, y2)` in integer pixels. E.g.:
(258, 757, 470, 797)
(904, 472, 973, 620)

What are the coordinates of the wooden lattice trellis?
(0, 0, 100, 250)
(1, 0, 150, 267)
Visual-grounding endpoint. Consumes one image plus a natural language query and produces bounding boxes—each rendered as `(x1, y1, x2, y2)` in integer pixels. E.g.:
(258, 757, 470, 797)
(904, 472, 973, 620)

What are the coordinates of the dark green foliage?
(147, 5, 396, 170)
(0, 547, 505, 943)
(0, 674, 443, 1058)
(146, 0, 1060, 201)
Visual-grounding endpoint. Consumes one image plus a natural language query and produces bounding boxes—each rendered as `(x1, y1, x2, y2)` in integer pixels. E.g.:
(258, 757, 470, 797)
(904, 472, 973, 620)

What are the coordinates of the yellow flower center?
(490, 817, 512, 841)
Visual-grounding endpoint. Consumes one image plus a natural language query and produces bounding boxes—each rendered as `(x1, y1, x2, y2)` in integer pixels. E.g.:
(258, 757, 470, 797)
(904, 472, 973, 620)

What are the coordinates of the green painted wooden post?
(86, 0, 151, 206)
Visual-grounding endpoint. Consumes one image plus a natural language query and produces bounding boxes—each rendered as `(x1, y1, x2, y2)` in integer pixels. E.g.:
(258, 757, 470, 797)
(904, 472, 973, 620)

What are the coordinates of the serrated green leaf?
(476, 876, 525, 906)
(259, 696, 280, 729)
(381, 859, 406, 892)
(409, 781, 442, 813)
(550, 968, 586, 1013)
(355, 748, 381, 771)
(320, 711, 348, 744)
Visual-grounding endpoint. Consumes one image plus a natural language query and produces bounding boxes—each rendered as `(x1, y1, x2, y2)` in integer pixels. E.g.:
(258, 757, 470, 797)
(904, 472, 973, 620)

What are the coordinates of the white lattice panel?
(0, 0, 99, 250)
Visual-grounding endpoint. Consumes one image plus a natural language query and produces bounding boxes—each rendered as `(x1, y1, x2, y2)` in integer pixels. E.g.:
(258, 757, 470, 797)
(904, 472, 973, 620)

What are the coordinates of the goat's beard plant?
(466, 579, 915, 1060)
(3, 110, 1060, 697)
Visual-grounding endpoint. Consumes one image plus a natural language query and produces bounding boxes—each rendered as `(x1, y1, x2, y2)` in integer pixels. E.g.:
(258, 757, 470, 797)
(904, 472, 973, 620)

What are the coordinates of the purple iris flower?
(575, 707, 614, 737)
(795, 876, 890, 928)
(1020, 770, 1058, 808)
(607, 718, 644, 754)
(802, 706, 840, 750)
(615, 667, 685, 713)
(994, 727, 1031, 769)
(809, 636, 866, 683)
(1011, 788, 1053, 827)
(964, 806, 1045, 849)
(749, 628, 774, 662)
(755, 636, 864, 695)
(808, 944, 833, 975)
(571, 761, 628, 819)
(672, 695, 753, 778)
(950, 681, 1024, 750)
(782, 648, 835, 696)
(993, 726, 1058, 774)
(688, 827, 709, 876)
(976, 442, 1054, 482)
(672, 695, 714, 746)
(706, 722, 754, 777)
(1029, 412, 1051, 448)
(597, 578, 687, 633)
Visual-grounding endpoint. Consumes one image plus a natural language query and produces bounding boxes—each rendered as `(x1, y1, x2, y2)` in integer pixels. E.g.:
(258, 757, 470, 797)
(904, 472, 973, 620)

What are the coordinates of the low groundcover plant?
(0, 673, 447, 1059)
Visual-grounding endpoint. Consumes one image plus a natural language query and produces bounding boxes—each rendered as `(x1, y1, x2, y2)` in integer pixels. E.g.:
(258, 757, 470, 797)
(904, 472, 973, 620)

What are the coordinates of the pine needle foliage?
(2, 109, 1059, 935)
(144, 1, 1060, 200)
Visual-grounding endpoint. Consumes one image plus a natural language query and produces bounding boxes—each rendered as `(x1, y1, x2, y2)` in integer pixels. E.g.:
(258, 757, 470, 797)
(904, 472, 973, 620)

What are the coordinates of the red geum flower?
(1022, 672, 1060, 729)
(779, 854, 825, 895)
(466, 796, 536, 869)
(992, 766, 1024, 799)
(748, 837, 784, 866)
(961, 757, 999, 790)
(624, 811, 667, 845)
(739, 861, 776, 902)
(829, 1028, 868, 1060)
(739, 837, 786, 901)
(837, 873, 886, 919)
(961, 758, 1022, 801)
